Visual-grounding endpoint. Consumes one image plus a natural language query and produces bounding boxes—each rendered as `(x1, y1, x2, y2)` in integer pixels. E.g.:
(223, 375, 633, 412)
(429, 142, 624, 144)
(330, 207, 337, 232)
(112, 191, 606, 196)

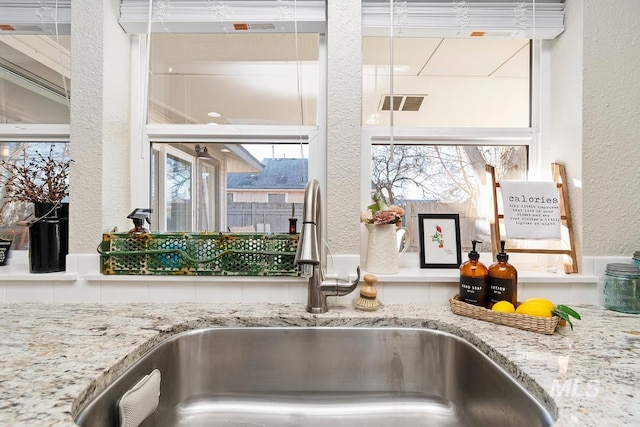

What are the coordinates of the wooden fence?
(227, 202, 302, 234)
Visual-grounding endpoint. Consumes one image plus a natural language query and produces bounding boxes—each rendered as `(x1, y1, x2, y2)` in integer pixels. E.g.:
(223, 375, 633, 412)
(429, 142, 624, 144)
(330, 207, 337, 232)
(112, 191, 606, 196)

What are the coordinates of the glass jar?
(603, 263, 640, 314)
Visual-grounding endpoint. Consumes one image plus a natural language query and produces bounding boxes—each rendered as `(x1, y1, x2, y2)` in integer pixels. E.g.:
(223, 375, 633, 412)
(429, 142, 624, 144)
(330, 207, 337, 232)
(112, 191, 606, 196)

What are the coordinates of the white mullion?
(0, 124, 69, 141)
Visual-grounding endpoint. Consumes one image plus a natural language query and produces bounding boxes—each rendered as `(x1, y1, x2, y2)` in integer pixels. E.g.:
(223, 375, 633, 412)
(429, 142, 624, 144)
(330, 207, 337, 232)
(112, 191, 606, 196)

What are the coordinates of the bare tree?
(371, 144, 527, 205)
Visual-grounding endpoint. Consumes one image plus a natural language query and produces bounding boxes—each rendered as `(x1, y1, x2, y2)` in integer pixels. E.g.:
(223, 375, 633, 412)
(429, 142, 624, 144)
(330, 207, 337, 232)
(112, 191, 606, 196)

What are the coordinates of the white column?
(69, 0, 132, 253)
(326, 1, 362, 254)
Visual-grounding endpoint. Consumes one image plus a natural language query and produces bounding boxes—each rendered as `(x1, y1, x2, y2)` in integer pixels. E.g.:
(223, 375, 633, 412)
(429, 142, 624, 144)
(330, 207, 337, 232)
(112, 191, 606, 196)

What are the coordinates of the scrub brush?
(354, 274, 382, 311)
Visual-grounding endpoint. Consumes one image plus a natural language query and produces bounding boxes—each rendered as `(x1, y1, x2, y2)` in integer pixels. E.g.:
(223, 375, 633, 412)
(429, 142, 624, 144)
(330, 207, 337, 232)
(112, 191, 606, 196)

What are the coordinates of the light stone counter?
(0, 302, 637, 426)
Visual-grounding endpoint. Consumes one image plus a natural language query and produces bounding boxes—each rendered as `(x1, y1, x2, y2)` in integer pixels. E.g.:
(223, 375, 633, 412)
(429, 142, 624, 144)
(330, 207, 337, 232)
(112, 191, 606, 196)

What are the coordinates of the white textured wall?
(582, 0, 640, 255)
(69, 0, 131, 253)
(65, 0, 640, 260)
(326, 2, 362, 254)
(546, 0, 584, 261)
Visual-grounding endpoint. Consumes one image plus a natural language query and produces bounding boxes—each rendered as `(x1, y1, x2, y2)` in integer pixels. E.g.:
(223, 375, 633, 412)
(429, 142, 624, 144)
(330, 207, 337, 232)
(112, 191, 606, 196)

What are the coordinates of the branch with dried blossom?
(0, 146, 72, 206)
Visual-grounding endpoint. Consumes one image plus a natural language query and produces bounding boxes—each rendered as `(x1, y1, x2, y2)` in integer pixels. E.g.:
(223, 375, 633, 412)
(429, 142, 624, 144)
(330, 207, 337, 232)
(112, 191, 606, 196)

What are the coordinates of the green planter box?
(98, 232, 300, 276)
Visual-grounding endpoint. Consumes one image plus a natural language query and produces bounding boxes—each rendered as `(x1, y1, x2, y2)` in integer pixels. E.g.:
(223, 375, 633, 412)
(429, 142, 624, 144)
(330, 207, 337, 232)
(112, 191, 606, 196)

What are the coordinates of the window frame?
(0, 127, 70, 251)
(129, 32, 326, 228)
(152, 143, 196, 232)
(361, 39, 548, 248)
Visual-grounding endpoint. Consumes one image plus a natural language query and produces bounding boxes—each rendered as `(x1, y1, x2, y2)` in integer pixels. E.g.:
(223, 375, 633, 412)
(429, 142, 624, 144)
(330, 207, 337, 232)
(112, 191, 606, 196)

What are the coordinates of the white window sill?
(0, 251, 600, 284)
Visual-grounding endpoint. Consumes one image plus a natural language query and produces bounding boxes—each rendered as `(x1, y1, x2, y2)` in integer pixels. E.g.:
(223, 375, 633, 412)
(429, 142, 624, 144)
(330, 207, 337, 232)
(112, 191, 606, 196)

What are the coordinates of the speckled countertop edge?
(0, 302, 638, 426)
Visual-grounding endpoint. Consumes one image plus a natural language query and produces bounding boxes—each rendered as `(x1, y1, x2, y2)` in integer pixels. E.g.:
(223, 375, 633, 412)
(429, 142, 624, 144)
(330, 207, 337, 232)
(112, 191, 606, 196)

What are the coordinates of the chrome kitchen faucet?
(295, 179, 360, 313)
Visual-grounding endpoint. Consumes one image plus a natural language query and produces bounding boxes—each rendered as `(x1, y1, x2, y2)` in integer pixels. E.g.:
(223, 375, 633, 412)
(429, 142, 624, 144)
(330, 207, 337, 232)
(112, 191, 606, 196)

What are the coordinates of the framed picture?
(418, 213, 462, 268)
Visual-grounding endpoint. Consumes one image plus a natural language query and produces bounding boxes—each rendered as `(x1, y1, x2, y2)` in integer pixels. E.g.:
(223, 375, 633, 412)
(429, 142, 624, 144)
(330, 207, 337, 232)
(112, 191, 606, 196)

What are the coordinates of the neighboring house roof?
(227, 158, 308, 190)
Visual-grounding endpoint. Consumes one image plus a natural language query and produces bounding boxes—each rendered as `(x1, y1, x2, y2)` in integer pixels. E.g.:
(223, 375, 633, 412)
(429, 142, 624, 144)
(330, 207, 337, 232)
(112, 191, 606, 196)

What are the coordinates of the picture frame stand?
(487, 162, 578, 274)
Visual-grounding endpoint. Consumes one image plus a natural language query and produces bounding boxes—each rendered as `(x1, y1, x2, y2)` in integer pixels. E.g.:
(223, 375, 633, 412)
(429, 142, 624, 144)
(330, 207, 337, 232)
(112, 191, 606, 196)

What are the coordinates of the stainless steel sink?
(75, 327, 554, 427)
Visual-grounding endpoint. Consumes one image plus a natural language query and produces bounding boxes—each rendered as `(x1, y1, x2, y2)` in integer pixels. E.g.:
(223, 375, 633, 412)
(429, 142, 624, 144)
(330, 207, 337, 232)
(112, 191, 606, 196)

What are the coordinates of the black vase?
(29, 202, 67, 273)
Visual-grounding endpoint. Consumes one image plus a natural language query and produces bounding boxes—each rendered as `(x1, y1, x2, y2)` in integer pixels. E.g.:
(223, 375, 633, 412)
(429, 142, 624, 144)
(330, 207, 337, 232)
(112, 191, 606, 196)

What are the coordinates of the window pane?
(166, 154, 192, 231)
(227, 151, 307, 234)
(196, 162, 217, 232)
(148, 33, 319, 126)
(0, 142, 70, 250)
(371, 144, 527, 253)
(363, 37, 530, 128)
(151, 142, 308, 233)
(0, 35, 70, 124)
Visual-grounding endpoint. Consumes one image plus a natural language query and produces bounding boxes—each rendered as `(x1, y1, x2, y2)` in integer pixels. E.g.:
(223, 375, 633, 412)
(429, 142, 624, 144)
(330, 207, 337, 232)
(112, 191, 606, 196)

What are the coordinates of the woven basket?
(449, 294, 560, 335)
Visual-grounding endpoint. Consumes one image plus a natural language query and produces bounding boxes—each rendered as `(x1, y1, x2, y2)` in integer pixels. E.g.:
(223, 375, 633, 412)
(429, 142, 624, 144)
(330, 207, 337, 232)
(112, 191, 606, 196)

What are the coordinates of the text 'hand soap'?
(459, 240, 488, 307)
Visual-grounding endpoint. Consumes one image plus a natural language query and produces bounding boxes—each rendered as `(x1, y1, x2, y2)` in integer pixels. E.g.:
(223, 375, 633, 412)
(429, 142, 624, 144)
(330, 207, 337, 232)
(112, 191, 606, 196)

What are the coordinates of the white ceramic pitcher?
(365, 223, 409, 274)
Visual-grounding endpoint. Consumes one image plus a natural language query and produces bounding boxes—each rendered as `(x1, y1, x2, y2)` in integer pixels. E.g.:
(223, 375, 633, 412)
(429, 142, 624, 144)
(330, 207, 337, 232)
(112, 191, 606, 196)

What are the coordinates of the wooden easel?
(487, 162, 578, 274)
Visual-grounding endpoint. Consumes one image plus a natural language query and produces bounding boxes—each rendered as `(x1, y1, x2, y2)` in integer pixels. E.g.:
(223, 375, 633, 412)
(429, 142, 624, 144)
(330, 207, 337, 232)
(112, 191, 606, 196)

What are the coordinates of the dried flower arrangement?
(360, 195, 405, 225)
(0, 146, 72, 216)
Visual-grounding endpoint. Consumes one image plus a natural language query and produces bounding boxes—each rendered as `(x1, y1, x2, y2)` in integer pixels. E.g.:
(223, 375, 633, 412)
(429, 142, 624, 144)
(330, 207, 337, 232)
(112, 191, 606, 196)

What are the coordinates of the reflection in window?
(148, 33, 319, 126)
(166, 154, 192, 232)
(364, 35, 532, 253)
(196, 161, 217, 232)
(0, 35, 70, 124)
(362, 37, 530, 128)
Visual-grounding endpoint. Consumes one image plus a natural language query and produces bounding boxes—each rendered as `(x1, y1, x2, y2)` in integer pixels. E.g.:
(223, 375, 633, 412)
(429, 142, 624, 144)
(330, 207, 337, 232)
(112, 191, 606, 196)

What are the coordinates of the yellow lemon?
(516, 302, 553, 317)
(492, 301, 516, 313)
(523, 297, 555, 311)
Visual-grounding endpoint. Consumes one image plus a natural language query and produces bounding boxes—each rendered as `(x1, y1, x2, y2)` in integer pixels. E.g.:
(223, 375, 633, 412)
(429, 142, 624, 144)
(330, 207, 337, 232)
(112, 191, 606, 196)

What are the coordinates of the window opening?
(151, 141, 309, 233)
(371, 143, 527, 253)
(0, 142, 70, 250)
(364, 34, 533, 254)
(0, 35, 71, 124)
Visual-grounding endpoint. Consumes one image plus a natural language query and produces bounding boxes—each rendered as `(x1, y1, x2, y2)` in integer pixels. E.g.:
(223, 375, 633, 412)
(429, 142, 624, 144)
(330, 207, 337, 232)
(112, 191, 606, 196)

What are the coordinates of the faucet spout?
(295, 179, 360, 313)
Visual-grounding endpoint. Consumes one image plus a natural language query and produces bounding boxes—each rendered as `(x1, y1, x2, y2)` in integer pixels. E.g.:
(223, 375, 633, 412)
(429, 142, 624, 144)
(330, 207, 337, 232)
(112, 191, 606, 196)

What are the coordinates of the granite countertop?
(0, 302, 637, 426)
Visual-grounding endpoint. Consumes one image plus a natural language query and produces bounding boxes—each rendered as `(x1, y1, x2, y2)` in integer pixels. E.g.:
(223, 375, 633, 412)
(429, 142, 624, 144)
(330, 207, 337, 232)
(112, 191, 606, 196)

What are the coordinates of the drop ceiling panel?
(150, 33, 319, 74)
(363, 36, 441, 76)
(421, 38, 529, 77)
(492, 44, 530, 78)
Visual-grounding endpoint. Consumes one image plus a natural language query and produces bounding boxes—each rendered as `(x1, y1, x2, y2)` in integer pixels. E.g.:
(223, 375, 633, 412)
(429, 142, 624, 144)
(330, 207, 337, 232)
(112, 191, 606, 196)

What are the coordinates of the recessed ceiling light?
(207, 122, 219, 126)
(207, 111, 221, 118)
(220, 148, 231, 153)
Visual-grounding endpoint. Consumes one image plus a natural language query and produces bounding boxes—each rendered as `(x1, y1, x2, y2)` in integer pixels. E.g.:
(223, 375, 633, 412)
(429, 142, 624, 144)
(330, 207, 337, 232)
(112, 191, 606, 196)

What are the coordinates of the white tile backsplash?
(381, 282, 431, 304)
(242, 281, 291, 303)
(195, 282, 243, 303)
(520, 282, 572, 304)
(100, 281, 149, 302)
(6, 282, 54, 302)
(53, 281, 101, 302)
(570, 282, 604, 306)
(430, 282, 457, 302)
(0, 254, 621, 305)
(289, 281, 308, 304)
(149, 281, 196, 302)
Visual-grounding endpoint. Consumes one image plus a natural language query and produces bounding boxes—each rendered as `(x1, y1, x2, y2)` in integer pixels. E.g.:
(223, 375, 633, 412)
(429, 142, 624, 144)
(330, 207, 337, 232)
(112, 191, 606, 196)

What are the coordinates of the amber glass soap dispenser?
(459, 240, 488, 307)
(487, 240, 518, 308)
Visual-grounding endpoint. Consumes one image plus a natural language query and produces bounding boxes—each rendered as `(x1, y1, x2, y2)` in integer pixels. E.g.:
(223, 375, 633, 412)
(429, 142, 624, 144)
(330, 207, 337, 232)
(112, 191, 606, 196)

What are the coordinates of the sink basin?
(75, 327, 554, 427)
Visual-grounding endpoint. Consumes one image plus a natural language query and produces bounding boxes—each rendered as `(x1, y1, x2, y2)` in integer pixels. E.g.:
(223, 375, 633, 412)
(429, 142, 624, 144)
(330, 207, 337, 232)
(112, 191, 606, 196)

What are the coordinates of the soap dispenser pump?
(127, 208, 153, 234)
(487, 240, 518, 309)
(459, 240, 489, 307)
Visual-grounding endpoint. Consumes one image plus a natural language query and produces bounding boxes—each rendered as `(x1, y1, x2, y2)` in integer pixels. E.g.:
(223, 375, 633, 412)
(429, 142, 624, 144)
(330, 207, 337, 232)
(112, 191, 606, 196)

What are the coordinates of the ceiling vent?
(379, 95, 425, 112)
